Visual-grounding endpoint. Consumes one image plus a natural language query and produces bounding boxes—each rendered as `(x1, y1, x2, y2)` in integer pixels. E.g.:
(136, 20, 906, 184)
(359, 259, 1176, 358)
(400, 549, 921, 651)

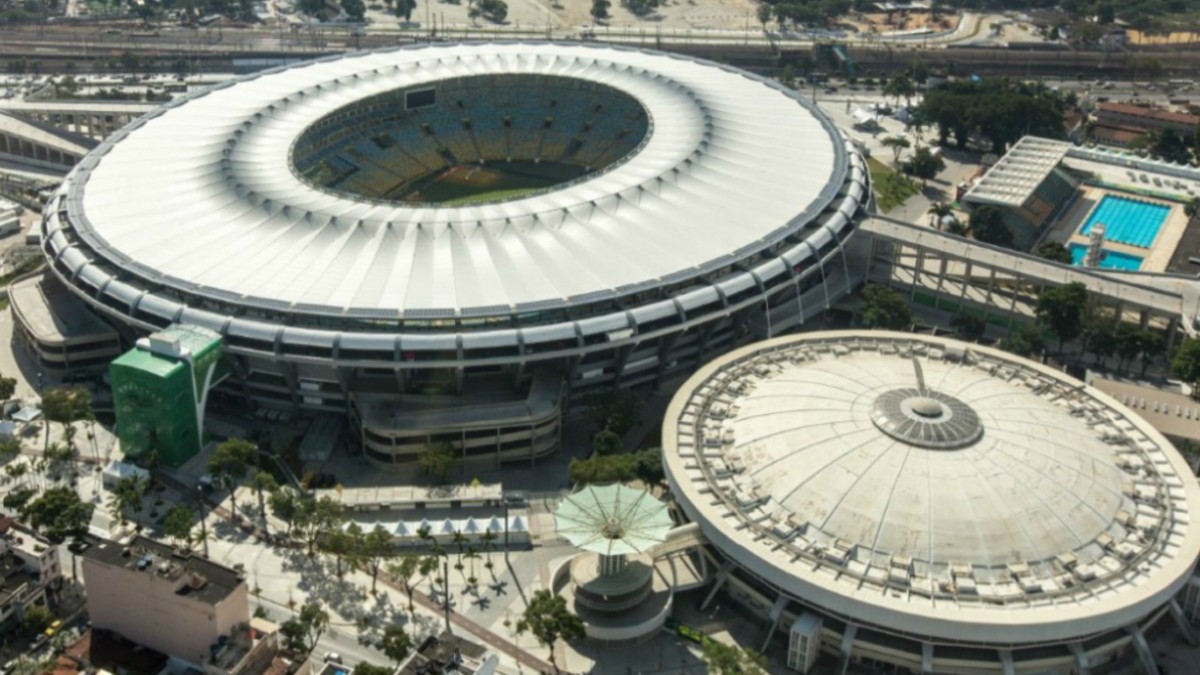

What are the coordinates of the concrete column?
(1068, 642, 1091, 674)
(834, 624, 858, 675)
(1169, 598, 1198, 647)
(1125, 624, 1158, 675)
(699, 560, 734, 610)
(921, 642, 934, 675)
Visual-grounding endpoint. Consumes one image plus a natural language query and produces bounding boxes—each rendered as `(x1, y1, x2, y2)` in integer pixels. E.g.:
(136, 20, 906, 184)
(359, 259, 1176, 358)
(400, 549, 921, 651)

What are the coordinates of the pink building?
(81, 536, 251, 668)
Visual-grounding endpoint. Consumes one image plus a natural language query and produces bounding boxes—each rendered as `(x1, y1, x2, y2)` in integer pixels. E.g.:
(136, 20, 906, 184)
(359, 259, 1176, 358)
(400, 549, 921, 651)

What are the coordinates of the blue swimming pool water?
(1069, 243, 1144, 271)
(1080, 195, 1171, 248)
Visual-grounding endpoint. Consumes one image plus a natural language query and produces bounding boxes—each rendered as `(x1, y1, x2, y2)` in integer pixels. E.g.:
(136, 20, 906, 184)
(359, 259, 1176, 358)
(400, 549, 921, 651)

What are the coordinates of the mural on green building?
(110, 324, 225, 468)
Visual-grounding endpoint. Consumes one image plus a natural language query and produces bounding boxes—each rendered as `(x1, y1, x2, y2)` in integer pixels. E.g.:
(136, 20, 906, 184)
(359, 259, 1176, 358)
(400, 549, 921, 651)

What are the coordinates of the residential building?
(80, 535, 251, 669)
(397, 633, 497, 675)
(0, 518, 64, 630)
(1095, 102, 1200, 137)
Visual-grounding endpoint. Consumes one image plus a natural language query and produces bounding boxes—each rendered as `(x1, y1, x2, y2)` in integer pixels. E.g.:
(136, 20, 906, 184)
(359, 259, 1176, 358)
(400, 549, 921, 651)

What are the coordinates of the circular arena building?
(663, 331, 1200, 674)
(39, 43, 870, 465)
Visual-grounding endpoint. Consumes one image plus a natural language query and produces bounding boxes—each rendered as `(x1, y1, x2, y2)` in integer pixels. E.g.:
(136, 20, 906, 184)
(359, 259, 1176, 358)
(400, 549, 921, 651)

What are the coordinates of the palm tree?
(881, 136, 911, 168)
(1186, 196, 1200, 222)
(451, 530, 467, 573)
(927, 202, 954, 230)
(481, 529, 496, 574)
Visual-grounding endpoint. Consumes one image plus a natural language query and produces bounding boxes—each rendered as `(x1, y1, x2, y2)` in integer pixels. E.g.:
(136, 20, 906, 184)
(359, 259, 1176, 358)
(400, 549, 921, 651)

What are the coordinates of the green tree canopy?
(27, 487, 93, 543)
(419, 441, 459, 485)
(700, 640, 769, 675)
(969, 205, 1013, 248)
(860, 284, 912, 331)
(592, 429, 622, 455)
(1036, 241, 1073, 264)
(917, 78, 1066, 153)
(950, 313, 987, 342)
(377, 624, 413, 664)
(1035, 282, 1089, 352)
(1001, 323, 1046, 358)
(162, 504, 196, 547)
(516, 589, 585, 671)
(1172, 337, 1200, 398)
(907, 146, 945, 188)
(207, 438, 257, 514)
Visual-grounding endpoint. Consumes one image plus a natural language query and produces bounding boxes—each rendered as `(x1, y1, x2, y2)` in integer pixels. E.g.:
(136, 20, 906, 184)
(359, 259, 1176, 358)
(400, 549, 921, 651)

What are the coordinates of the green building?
(110, 324, 224, 468)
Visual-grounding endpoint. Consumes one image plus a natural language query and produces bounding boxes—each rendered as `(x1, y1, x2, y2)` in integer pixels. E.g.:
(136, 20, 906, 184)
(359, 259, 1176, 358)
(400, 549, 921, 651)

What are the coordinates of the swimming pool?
(1069, 243, 1144, 271)
(1080, 195, 1171, 248)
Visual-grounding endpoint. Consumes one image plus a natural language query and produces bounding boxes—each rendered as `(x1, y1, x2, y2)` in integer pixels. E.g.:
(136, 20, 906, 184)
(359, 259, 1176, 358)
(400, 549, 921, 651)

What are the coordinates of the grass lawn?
(441, 186, 543, 205)
(868, 157, 919, 213)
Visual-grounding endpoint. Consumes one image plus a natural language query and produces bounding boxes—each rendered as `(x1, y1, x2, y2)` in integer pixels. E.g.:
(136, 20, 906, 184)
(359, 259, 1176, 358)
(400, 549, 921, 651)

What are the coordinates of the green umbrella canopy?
(554, 484, 672, 557)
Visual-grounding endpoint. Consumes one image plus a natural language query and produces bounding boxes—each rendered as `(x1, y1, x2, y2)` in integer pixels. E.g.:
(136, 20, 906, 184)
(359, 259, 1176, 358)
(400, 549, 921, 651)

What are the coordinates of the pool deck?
(1049, 185, 1186, 273)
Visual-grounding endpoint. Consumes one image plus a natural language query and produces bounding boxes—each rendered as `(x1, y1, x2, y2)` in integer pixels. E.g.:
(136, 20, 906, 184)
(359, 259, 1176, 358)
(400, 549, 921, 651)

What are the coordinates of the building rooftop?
(110, 346, 182, 378)
(1097, 102, 1200, 127)
(1087, 374, 1200, 444)
(65, 43, 847, 319)
(9, 272, 117, 347)
(397, 632, 490, 675)
(963, 136, 1071, 208)
(80, 535, 244, 606)
(663, 331, 1200, 645)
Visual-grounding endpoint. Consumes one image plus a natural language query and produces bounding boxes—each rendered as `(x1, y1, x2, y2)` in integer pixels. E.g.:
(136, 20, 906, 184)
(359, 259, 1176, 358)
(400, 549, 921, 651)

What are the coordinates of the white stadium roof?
(64, 43, 847, 318)
(663, 331, 1200, 645)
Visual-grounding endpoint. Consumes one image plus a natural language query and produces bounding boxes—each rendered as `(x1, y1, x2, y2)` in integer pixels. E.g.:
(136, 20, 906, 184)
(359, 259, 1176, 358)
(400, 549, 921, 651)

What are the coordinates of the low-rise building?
(0, 518, 65, 631)
(397, 633, 497, 675)
(1095, 102, 1200, 137)
(80, 535, 251, 669)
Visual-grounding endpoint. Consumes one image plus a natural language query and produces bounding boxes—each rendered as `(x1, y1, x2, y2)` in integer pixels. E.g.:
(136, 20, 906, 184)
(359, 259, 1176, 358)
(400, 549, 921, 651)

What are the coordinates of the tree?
(1001, 323, 1045, 358)
(20, 605, 52, 634)
(419, 441, 459, 485)
(884, 73, 916, 107)
(860, 283, 912, 330)
(1035, 282, 1088, 353)
(387, 554, 422, 616)
(907, 146, 945, 188)
(109, 474, 148, 526)
(3, 488, 35, 519)
(1187, 197, 1200, 222)
(927, 202, 954, 230)
(377, 624, 413, 664)
(297, 602, 330, 651)
(951, 313, 986, 342)
(0, 374, 16, 405)
(341, 0, 365, 20)
(1116, 323, 1143, 369)
(251, 471, 278, 537)
(700, 640, 768, 675)
(394, 0, 416, 19)
(322, 525, 357, 577)
(40, 386, 90, 455)
(1172, 337, 1200, 398)
(295, 496, 345, 556)
(1037, 241, 1073, 264)
(269, 487, 302, 536)
(591, 0, 610, 20)
(352, 664, 392, 675)
(632, 447, 664, 485)
(162, 504, 196, 547)
(361, 525, 394, 593)
(206, 438, 257, 516)
(756, 3, 771, 29)
(592, 429, 621, 456)
(881, 136, 911, 167)
(969, 205, 1013, 248)
(27, 487, 93, 544)
(515, 589, 585, 673)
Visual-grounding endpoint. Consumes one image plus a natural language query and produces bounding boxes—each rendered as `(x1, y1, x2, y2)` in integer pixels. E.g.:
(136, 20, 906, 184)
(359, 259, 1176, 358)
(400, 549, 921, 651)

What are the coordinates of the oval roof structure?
(65, 42, 845, 318)
(663, 331, 1200, 645)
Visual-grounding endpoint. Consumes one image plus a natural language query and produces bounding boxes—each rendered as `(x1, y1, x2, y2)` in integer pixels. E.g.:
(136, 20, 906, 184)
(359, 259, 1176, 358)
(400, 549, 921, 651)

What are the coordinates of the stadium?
(37, 42, 871, 465)
(663, 331, 1200, 674)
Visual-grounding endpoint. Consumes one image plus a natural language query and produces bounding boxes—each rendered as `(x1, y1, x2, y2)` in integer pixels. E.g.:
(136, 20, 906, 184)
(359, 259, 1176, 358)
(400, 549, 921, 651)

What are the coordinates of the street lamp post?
(442, 558, 451, 632)
(196, 488, 210, 557)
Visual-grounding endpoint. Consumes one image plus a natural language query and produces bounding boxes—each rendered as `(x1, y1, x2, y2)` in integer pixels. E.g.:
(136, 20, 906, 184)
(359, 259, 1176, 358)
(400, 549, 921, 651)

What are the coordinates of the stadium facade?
(40, 42, 871, 465)
(663, 331, 1200, 674)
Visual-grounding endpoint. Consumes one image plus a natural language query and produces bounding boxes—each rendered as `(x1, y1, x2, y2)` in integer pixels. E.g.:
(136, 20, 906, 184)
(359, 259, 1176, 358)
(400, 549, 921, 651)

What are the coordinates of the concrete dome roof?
(663, 331, 1200, 645)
